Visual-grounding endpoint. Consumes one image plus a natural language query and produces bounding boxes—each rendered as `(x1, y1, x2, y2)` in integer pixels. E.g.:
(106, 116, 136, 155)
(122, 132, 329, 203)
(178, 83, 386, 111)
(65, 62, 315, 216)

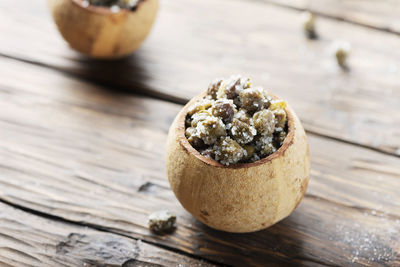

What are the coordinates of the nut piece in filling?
(187, 99, 213, 116)
(229, 118, 257, 144)
(216, 75, 251, 105)
(239, 87, 266, 113)
(254, 135, 276, 156)
(196, 116, 226, 145)
(148, 210, 176, 233)
(185, 127, 205, 148)
(207, 78, 224, 99)
(211, 99, 236, 123)
(273, 108, 287, 129)
(185, 75, 288, 166)
(253, 110, 275, 136)
(213, 137, 247, 165)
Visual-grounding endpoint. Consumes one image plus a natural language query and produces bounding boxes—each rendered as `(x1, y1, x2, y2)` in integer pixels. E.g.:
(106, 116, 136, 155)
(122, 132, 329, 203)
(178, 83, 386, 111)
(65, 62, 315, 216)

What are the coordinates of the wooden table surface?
(0, 0, 399, 266)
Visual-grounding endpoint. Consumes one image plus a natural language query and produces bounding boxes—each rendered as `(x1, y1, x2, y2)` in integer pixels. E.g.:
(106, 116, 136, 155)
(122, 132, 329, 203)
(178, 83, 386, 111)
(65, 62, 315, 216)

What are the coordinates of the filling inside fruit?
(185, 75, 288, 166)
(82, 0, 142, 11)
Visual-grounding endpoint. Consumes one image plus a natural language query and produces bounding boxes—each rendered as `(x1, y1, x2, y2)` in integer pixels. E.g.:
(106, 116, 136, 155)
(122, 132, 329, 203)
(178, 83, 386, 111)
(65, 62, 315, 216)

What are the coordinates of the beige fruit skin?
(48, 0, 158, 59)
(166, 92, 310, 233)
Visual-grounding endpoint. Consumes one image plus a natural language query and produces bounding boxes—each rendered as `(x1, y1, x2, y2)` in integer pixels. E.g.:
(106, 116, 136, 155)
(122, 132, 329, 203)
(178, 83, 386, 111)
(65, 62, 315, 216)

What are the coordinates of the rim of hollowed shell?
(71, 0, 147, 15)
(177, 91, 296, 169)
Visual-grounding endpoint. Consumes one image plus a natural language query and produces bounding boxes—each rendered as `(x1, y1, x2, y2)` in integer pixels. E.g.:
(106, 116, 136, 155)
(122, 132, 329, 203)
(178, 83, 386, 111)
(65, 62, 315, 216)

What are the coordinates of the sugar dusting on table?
(334, 206, 399, 264)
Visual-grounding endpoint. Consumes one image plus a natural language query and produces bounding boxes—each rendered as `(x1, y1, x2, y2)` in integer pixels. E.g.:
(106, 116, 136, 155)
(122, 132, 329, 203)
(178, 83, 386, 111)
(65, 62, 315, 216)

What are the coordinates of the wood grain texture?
(263, 0, 400, 34)
(0, 58, 399, 266)
(0, 0, 399, 155)
(0, 203, 214, 267)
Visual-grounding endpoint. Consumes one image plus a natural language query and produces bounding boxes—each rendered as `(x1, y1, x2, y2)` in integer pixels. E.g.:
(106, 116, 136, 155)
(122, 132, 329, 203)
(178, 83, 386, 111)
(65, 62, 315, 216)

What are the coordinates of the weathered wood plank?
(0, 0, 399, 155)
(263, 0, 400, 34)
(0, 58, 399, 266)
(0, 203, 214, 267)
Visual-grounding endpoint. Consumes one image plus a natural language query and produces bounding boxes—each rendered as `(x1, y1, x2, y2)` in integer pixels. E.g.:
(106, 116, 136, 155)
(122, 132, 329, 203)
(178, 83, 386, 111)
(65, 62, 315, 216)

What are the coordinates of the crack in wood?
(138, 182, 156, 193)
(305, 128, 400, 159)
(122, 259, 164, 267)
(305, 194, 400, 221)
(56, 233, 140, 266)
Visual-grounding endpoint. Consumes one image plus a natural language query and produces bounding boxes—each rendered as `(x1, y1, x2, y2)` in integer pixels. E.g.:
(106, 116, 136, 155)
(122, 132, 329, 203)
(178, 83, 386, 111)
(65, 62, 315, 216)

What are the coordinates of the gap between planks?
(0, 52, 397, 160)
(0, 53, 187, 105)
